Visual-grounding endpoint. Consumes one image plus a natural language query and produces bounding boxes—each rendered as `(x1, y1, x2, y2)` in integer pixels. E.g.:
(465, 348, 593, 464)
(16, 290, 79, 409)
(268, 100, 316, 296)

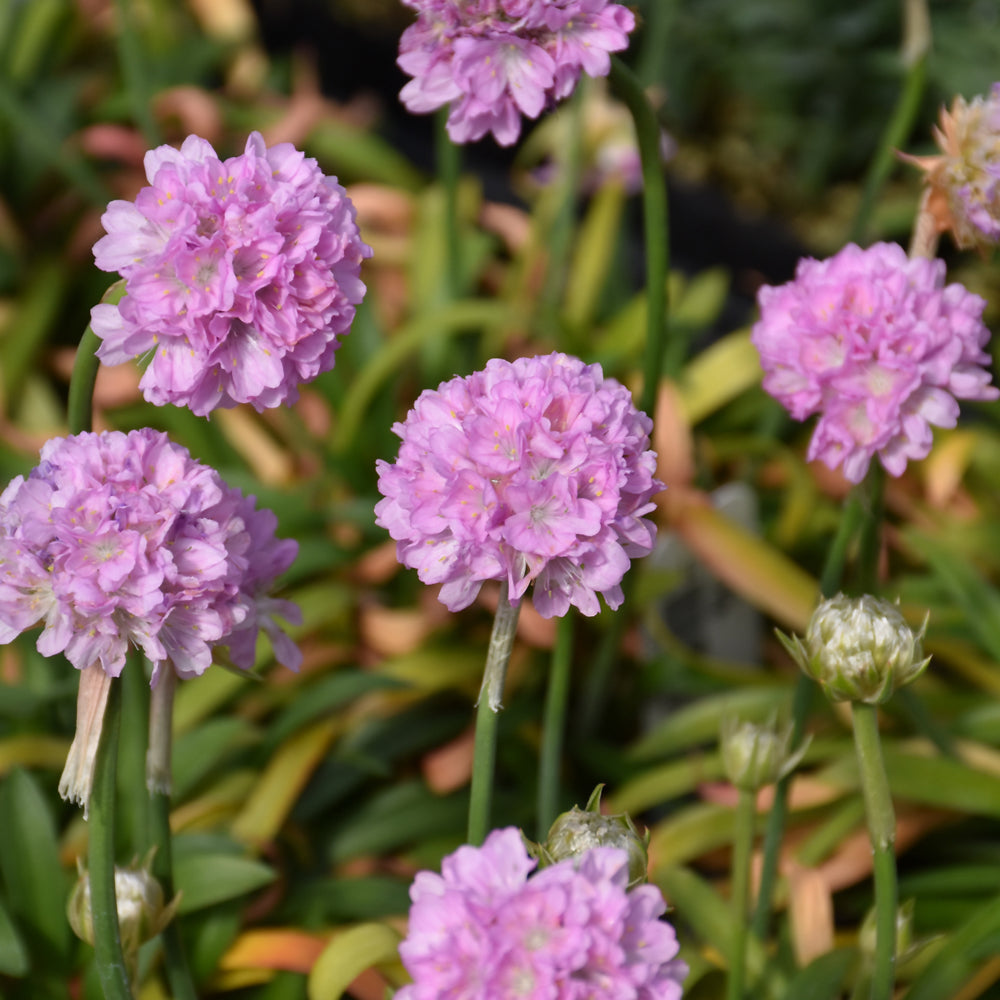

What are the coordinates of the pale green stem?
(540, 84, 585, 326)
(537, 615, 574, 839)
(68, 328, 102, 435)
(468, 584, 522, 845)
(609, 56, 673, 405)
(70, 310, 130, 997)
(146, 665, 198, 1000)
(436, 109, 461, 302)
(726, 787, 756, 1000)
(752, 490, 867, 937)
(848, 0, 929, 244)
(88, 678, 133, 1000)
(852, 702, 898, 1000)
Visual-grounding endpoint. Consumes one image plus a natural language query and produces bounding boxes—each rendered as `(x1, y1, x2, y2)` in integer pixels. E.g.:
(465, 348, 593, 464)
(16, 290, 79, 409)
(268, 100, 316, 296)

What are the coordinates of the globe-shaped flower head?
(397, 0, 635, 146)
(375, 353, 662, 617)
(752, 242, 998, 483)
(91, 132, 372, 415)
(397, 827, 687, 1000)
(0, 428, 301, 682)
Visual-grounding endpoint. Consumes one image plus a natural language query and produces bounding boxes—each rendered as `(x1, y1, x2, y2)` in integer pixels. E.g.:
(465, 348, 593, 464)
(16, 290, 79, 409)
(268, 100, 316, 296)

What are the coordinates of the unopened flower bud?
(541, 786, 648, 889)
(902, 83, 1000, 252)
(859, 898, 916, 967)
(720, 715, 810, 791)
(68, 851, 180, 972)
(778, 594, 930, 704)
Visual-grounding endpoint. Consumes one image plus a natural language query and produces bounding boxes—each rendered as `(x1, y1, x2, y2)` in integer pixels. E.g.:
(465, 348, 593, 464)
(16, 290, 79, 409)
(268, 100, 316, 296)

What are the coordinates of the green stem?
(858, 464, 886, 595)
(579, 613, 625, 737)
(540, 84, 586, 326)
(150, 793, 197, 1000)
(468, 584, 522, 845)
(68, 328, 102, 435)
(119, 660, 149, 856)
(852, 702, 898, 1000)
(537, 616, 575, 839)
(727, 787, 756, 1000)
(436, 109, 461, 302)
(848, 14, 928, 245)
(146, 667, 198, 999)
(751, 487, 866, 936)
(749, 674, 813, 939)
(609, 56, 673, 407)
(88, 678, 132, 1000)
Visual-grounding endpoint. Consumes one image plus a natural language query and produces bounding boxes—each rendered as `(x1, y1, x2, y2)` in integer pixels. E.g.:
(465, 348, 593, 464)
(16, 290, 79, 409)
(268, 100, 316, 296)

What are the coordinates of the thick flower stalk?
(398, 0, 635, 146)
(397, 827, 687, 1000)
(752, 241, 998, 483)
(903, 82, 1000, 252)
(375, 352, 662, 618)
(90, 132, 372, 415)
(0, 428, 300, 808)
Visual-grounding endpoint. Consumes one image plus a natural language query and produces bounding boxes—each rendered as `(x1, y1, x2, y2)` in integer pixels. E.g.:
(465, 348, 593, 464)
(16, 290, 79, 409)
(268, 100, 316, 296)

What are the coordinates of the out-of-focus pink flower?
(0, 429, 300, 682)
(375, 353, 661, 617)
(903, 83, 1000, 252)
(397, 0, 635, 146)
(90, 132, 372, 415)
(396, 827, 687, 1000)
(752, 242, 998, 483)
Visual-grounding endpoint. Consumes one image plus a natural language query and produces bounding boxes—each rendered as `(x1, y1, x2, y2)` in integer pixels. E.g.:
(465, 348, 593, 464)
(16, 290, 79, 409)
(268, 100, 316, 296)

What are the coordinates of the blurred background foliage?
(1, 0, 1000, 998)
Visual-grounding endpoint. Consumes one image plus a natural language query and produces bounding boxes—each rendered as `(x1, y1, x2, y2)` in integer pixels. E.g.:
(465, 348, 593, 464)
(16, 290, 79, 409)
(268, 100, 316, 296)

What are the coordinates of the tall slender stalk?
(579, 60, 670, 736)
(608, 56, 673, 405)
(848, 0, 930, 245)
(436, 110, 462, 302)
(751, 492, 866, 937)
(726, 787, 756, 1000)
(145, 666, 198, 999)
(88, 679, 133, 1000)
(69, 308, 132, 997)
(468, 583, 522, 845)
(540, 85, 586, 327)
(537, 616, 574, 839)
(852, 702, 899, 1000)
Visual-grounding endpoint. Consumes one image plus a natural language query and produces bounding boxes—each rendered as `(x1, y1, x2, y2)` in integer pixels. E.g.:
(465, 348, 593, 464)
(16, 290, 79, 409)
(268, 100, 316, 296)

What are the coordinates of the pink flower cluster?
(91, 132, 372, 416)
(752, 242, 998, 483)
(397, 828, 687, 1000)
(0, 429, 301, 682)
(906, 82, 1000, 251)
(375, 353, 661, 617)
(398, 0, 635, 146)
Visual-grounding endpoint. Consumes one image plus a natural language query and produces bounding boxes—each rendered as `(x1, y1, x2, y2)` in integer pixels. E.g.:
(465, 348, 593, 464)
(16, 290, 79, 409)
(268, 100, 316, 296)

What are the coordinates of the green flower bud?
(540, 786, 649, 888)
(720, 715, 810, 791)
(859, 898, 916, 967)
(68, 850, 180, 973)
(777, 594, 930, 704)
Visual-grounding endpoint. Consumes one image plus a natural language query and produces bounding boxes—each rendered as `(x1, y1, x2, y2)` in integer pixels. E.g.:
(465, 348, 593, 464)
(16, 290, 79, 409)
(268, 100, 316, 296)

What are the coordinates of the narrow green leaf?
(0, 768, 70, 963)
(171, 717, 260, 801)
(905, 893, 1000, 1000)
(648, 803, 735, 869)
(630, 685, 792, 761)
(173, 853, 276, 913)
(656, 866, 766, 978)
(819, 744, 1000, 818)
(0, 896, 28, 977)
(611, 753, 726, 815)
(783, 948, 855, 1000)
(307, 923, 403, 1000)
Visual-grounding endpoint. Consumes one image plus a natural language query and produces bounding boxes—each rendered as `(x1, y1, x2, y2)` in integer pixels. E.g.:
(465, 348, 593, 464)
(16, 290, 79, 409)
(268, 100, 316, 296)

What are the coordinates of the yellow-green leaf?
(307, 922, 403, 1000)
